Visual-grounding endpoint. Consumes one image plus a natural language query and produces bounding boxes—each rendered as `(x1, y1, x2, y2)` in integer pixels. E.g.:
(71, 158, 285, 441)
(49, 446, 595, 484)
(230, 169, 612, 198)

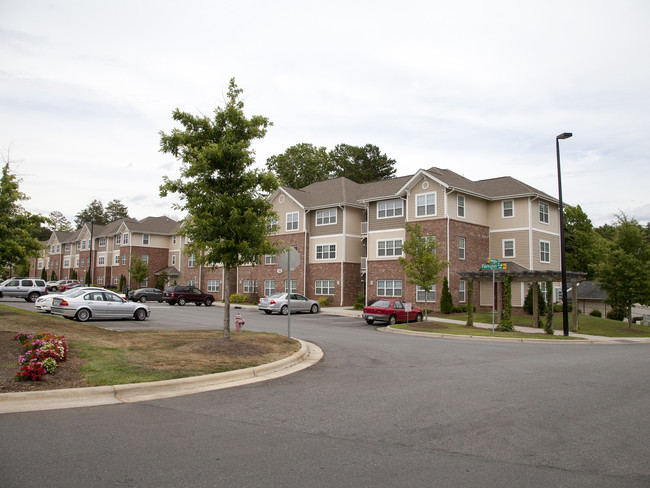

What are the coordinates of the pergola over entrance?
(458, 262, 587, 332)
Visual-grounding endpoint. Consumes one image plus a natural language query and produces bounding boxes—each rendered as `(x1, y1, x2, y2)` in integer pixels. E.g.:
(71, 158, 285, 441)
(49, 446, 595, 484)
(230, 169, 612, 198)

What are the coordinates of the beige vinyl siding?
(272, 193, 303, 234)
(487, 198, 529, 229)
(309, 236, 343, 264)
(531, 199, 560, 233)
(408, 178, 445, 220)
(532, 230, 560, 270)
(367, 229, 406, 260)
(346, 207, 364, 235)
(310, 207, 343, 236)
(459, 194, 488, 225)
(368, 200, 406, 231)
(147, 234, 169, 247)
(490, 229, 530, 265)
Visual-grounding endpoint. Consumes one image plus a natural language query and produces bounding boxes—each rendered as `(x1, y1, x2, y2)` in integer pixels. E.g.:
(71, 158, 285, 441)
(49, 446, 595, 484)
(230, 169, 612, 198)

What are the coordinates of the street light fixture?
(556, 132, 572, 336)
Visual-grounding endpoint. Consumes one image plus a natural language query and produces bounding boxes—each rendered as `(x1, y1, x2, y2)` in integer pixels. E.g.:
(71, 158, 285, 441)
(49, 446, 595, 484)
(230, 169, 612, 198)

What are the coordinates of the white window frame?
(115, 255, 120, 265)
(416, 285, 435, 302)
(502, 200, 514, 218)
(416, 192, 437, 217)
(315, 280, 335, 295)
(122, 254, 127, 265)
(286, 212, 299, 231)
(264, 280, 275, 297)
(503, 239, 515, 259)
(207, 280, 220, 292)
(98, 256, 105, 266)
(316, 244, 336, 260)
(284, 280, 297, 293)
(459, 237, 466, 260)
(56, 244, 60, 253)
(97, 275, 104, 285)
(265, 254, 276, 265)
(142, 255, 149, 265)
(459, 280, 466, 302)
(187, 279, 196, 287)
(243, 280, 257, 293)
(377, 239, 403, 257)
(115, 235, 121, 245)
(113, 276, 119, 285)
(457, 195, 465, 218)
(98, 237, 106, 247)
(75, 257, 79, 267)
(143, 234, 150, 245)
(316, 208, 337, 226)
(172, 235, 177, 244)
(377, 280, 402, 297)
(171, 255, 176, 266)
(539, 202, 549, 224)
(540, 240, 551, 263)
(81, 240, 86, 250)
(123, 233, 129, 245)
(377, 199, 403, 219)
(63, 258, 70, 268)
(188, 254, 196, 268)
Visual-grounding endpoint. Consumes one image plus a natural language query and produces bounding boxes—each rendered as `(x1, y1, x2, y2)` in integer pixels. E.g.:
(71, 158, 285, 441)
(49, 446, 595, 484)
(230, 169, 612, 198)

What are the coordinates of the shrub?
(440, 277, 453, 314)
(589, 309, 602, 317)
(523, 285, 547, 315)
(229, 294, 248, 304)
(553, 303, 573, 313)
(318, 296, 332, 308)
(353, 292, 365, 310)
(606, 309, 625, 321)
(16, 362, 46, 381)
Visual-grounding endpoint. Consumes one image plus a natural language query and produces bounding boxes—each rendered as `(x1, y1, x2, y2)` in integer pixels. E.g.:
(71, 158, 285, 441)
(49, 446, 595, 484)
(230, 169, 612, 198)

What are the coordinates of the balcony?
(361, 257, 367, 273)
(361, 222, 368, 236)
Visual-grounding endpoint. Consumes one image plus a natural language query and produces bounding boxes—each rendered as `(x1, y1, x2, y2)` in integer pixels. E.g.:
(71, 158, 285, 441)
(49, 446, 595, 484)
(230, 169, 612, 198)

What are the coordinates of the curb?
(0, 339, 323, 415)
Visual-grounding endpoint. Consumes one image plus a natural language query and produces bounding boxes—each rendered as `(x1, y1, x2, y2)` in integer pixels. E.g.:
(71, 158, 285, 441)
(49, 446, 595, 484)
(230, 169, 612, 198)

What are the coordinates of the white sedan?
(51, 289, 150, 322)
(35, 287, 107, 313)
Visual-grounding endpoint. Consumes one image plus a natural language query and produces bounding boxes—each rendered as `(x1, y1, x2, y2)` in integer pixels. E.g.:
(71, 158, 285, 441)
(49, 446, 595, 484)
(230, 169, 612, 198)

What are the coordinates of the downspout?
(445, 188, 453, 283)
(340, 204, 345, 306)
(304, 209, 309, 295)
(128, 229, 132, 288)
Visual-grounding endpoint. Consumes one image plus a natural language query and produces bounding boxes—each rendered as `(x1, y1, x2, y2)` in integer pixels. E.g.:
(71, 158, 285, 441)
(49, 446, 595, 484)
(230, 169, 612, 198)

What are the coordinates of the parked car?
(258, 293, 320, 315)
(51, 288, 151, 322)
(0, 278, 48, 302)
(162, 285, 214, 306)
(58, 282, 83, 292)
(362, 300, 423, 325)
(49, 279, 79, 291)
(35, 287, 108, 313)
(128, 288, 163, 303)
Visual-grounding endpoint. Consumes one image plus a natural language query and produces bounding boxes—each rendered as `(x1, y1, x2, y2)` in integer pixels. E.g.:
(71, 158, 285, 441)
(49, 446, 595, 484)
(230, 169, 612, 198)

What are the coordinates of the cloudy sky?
(2, 0, 649, 227)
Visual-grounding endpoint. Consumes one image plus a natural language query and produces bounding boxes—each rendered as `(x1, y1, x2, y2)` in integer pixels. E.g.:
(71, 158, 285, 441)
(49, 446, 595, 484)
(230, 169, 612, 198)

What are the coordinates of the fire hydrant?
(235, 313, 245, 332)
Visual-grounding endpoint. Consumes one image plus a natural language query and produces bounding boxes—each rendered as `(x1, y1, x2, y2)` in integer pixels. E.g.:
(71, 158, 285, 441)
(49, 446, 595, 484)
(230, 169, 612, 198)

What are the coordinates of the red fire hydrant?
(235, 313, 245, 332)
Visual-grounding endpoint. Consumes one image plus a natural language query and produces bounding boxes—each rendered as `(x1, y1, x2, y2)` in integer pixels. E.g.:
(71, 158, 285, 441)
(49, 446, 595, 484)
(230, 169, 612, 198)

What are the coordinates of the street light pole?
(556, 132, 572, 336)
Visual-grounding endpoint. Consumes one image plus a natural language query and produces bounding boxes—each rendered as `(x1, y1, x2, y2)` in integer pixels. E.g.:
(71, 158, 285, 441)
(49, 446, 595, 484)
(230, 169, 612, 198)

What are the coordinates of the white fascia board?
(395, 169, 449, 196)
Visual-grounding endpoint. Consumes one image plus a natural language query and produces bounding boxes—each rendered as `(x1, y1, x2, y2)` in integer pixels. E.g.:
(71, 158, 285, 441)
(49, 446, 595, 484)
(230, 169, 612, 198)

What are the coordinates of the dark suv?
(162, 285, 214, 306)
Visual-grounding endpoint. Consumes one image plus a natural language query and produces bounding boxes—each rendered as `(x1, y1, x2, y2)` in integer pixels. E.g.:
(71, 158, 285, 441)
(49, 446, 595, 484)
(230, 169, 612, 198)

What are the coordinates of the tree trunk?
(223, 267, 231, 339)
(627, 301, 633, 328)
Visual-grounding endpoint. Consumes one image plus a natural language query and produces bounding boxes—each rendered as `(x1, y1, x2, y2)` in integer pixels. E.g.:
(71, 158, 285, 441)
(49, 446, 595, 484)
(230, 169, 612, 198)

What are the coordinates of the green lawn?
(392, 321, 579, 339)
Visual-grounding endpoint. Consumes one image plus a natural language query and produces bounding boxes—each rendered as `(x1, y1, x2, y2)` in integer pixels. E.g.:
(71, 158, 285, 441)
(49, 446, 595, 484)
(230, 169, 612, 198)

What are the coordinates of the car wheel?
(388, 315, 397, 325)
(415, 313, 423, 322)
(177, 297, 186, 306)
(134, 308, 147, 321)
(168, 301, 175, 306)
(27, 292, 39, 303)
(204, 298, 213, 307)
(310, 304, 319, 314)
(264, 310, 272, 315)
(365, 319, 374, 325)
(76, 308, 91, 322)
(158, 300, 163, 303)
(281, 305, 288, 315)
(195, 302, 202, 306)
(139, 296, 147, 303)
(51, 286, 58, 292)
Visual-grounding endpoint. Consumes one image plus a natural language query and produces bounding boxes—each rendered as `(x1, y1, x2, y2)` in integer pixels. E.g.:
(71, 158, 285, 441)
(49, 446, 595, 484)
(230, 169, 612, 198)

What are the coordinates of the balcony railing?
(361, 222, 368, 235)
(361, 257, 367, 273)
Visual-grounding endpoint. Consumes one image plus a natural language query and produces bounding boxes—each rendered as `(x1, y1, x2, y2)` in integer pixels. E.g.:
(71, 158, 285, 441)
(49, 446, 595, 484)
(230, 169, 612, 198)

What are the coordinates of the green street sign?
(488, 258, 500, 265)
(482, 264, 499, 270)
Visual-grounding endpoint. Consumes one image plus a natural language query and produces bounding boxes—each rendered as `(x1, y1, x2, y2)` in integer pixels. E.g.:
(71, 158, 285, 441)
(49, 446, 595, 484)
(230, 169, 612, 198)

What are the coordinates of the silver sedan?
(35, 287, 109, 313)
(51, 289, 150, 322)
(258, 293, 320, 315)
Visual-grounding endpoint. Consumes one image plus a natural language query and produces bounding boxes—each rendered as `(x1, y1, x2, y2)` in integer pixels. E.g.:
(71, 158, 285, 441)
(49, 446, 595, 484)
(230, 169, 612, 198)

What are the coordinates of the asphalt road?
(1, 298, 649, 487)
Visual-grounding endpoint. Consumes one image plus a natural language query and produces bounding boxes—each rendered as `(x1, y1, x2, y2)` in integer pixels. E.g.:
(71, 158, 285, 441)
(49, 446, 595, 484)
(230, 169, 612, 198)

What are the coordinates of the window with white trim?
(97, 275, 104, 285)
(416, 192, 436, 217)
(207, 280, 220, 292)
(539, 202, 549, 224)
(459, 280, 466, 302)
(264, 280, 275, 297)
(115, 235, 121, 245)
(172, 235, 177, 244)
(56, 244, 60, 253)
(316, 244, 336, 260)
(37, 259, 43, 269)
(98, 256, 105, 265)
(171, 255, 176, 266)
(503, 239, 515, 258)
(243, 280, 257, 293)
(377, 199, 403, 219)
(98, 237, 106, 247)
(143, 234, 150, 245)
(187, 279, 195, 287)
(540, 240, 550, 263)
(286, 212, 299, 231)
(80, 258, 85, 267)
(284, 280, 297, 293)
(123, 233, 129, 244)
(315, 280, 335, 295)
(81, 240, 86, 250)
(377, 280, 402, 297)
(457, 195, 465, 218)
(142, 255, 149, 265)
(503, 200, 514, 218)
(64, 258, 70, 268)
(377, 239, 403, 257)
(188, 254, 196, 268)
(65, 244, 70, 252)
(113, 276, 119, 285)
(75, 257, 79, 267)
(459, 237, 466, 260)
(122, 254, 127, 265)
(316, 208, 337, 226)
(416, 285, 435, 302)
(265, 254, 276, 265)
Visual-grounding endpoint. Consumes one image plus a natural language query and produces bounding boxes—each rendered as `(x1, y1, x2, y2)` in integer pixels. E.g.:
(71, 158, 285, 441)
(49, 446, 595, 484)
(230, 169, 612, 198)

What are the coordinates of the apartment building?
(31, 167, 561, 309)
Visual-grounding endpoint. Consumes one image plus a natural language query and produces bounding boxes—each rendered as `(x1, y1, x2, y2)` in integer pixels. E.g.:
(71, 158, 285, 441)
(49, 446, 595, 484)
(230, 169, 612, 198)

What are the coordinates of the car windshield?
(370, 300, 392, 308)
(66, 288, 90, 298)
(268, 293, 286, 299)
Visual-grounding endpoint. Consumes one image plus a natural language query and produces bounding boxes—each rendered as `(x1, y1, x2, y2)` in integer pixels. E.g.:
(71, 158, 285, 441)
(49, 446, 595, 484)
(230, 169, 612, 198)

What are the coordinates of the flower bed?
(14, 332, 69, 382)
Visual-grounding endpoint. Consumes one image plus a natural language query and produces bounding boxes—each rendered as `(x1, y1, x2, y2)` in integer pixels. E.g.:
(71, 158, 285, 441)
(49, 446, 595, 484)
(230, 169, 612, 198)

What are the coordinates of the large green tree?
(75, 199, 107, 227)
(330, 143, 396, 183)
(105, 199, 130, 222)
(594, 214, 650, 326)
(564, 205, 601, 279)
(128, 256, 149, 287)
(48, 211, 73, 232)
(160, 78, 279, 339)
(0, 162, 46, 274)
(266, 143, 333, 189)
(398, 222, 449, 319)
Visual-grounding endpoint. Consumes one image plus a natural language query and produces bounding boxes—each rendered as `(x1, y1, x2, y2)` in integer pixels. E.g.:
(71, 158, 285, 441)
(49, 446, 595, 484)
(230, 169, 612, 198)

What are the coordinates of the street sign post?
(278, 247, 300, 341)
(483, 259, 505, 334)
